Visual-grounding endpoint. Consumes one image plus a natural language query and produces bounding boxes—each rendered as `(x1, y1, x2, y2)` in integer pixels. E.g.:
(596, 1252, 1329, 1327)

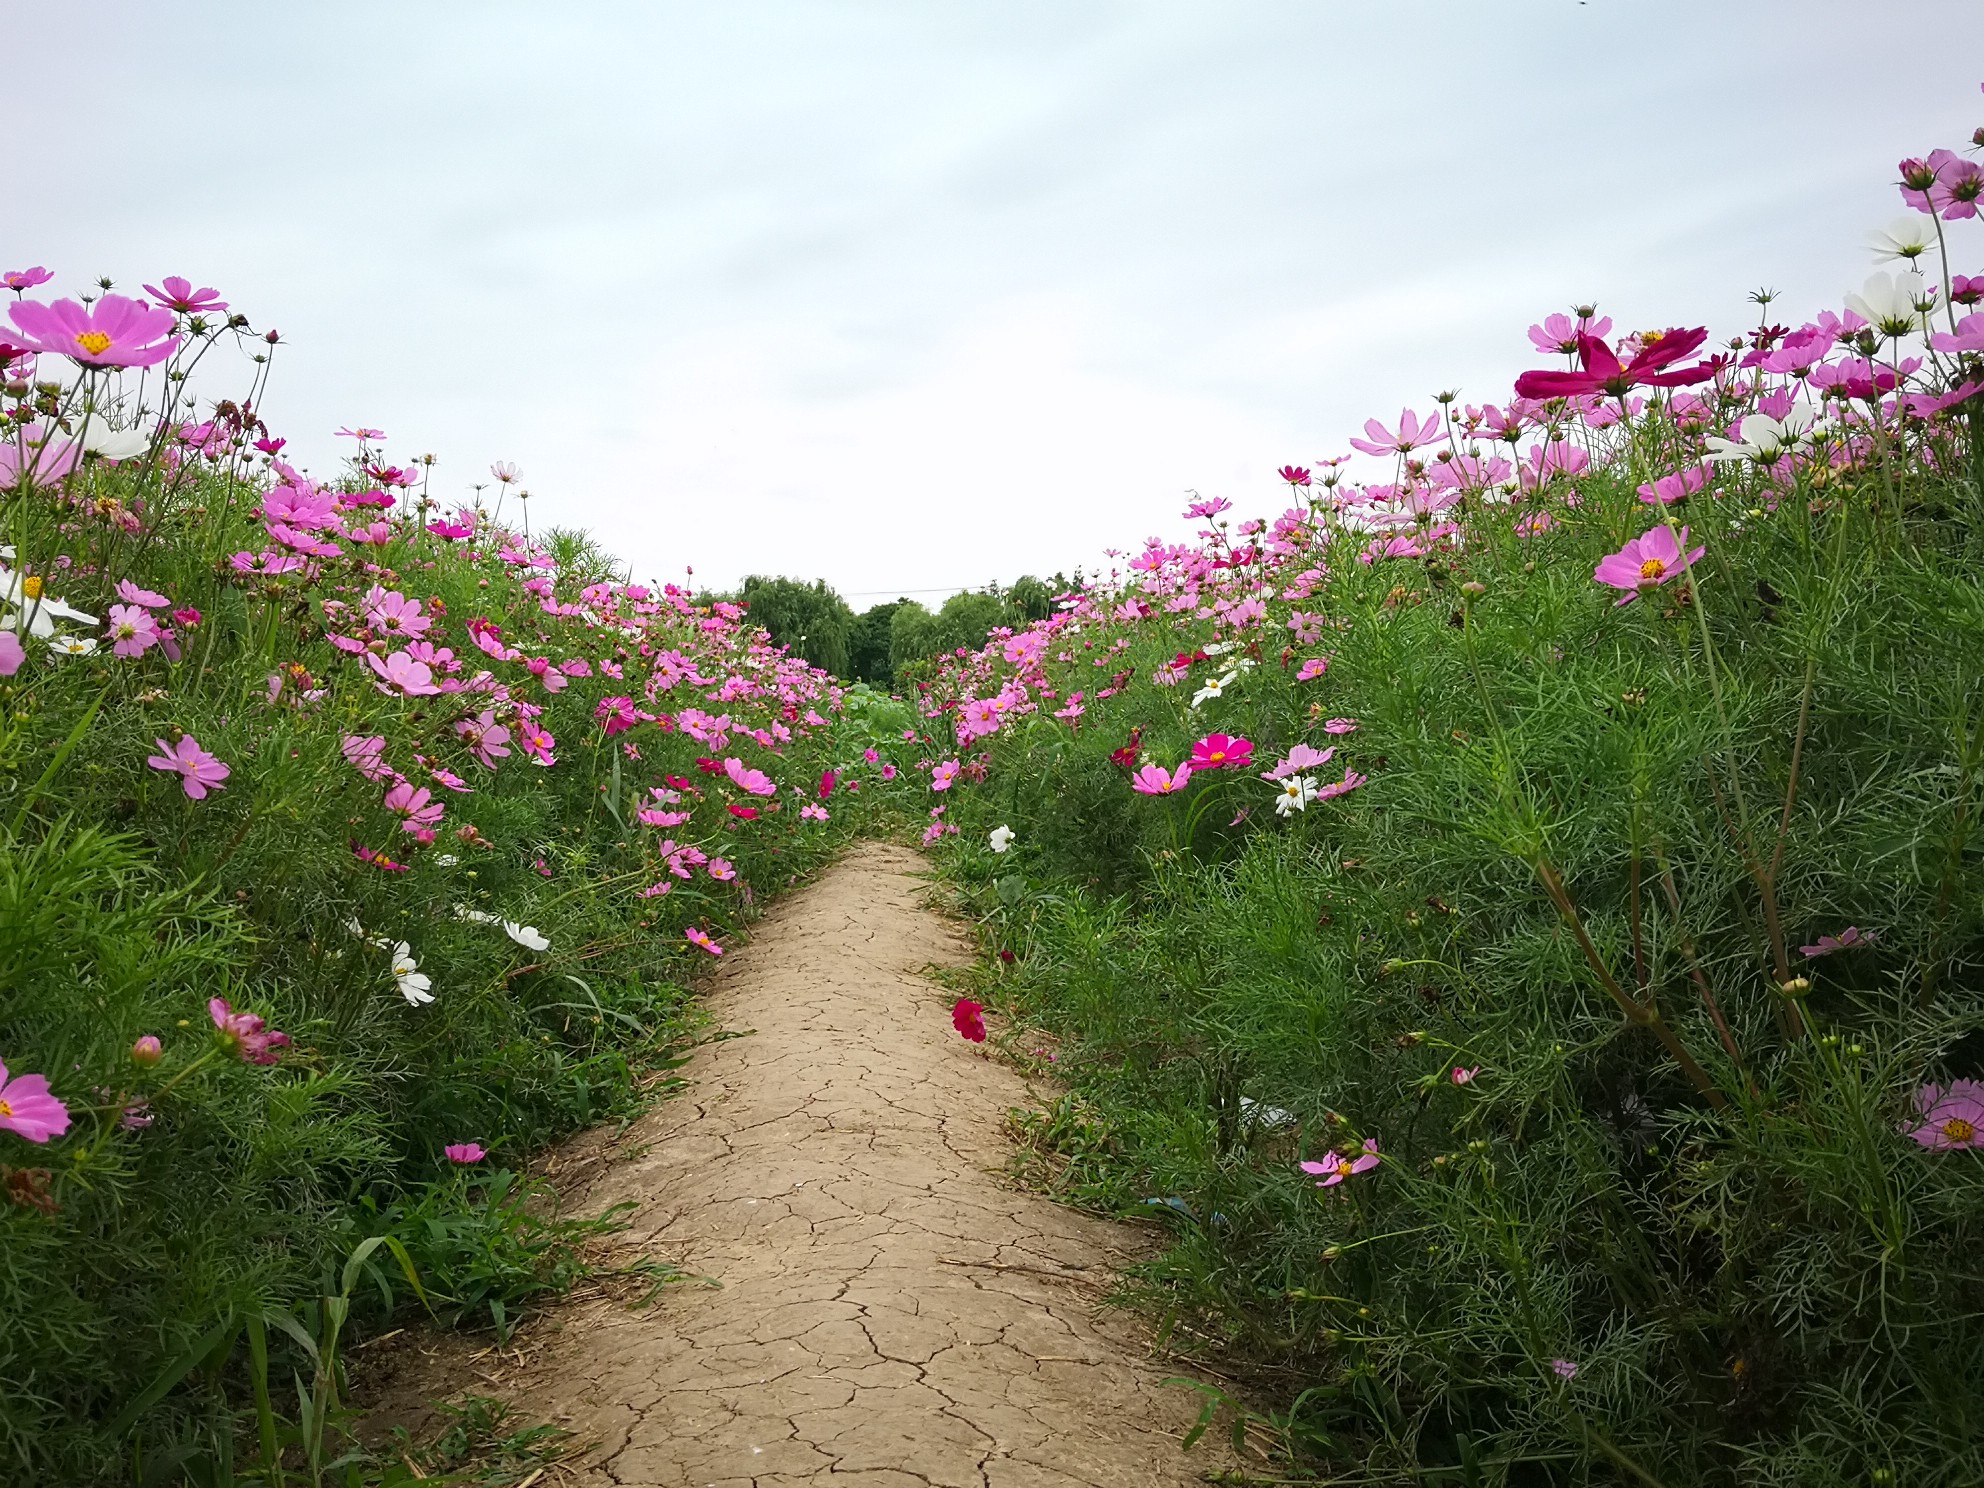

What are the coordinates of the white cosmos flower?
(0, 565, 97, 637)
(1191, 670, 1238, 708)
(1868, 215, 1938, 264)
(433, 853, 460, 867)
(1703, 403, 1822, 465)
(390, 942, 434, 1005)
(80, 424, 153, 461)
(1845, 270, 1934, 339)
(503, 921, 550, 952)
(454, 904, 500, 924)
(346, 917, 391, 951)
(1273, 775, 1318, 817)
(47, 632, 98, 657)
(988, 825, 1015, 854)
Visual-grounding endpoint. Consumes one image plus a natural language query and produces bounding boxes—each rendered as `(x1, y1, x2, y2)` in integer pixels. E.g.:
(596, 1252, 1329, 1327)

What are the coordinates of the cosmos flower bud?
(1778, 977, 1812, 997)
(1460, 581, 1487, 599)
(131, 1035, 163, 1066)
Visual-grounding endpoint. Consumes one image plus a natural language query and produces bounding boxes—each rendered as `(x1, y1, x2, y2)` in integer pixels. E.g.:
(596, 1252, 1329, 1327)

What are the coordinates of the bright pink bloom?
(931, 760, 961, 792)
(351, 839, 410, 872)
(0, 1058, 71, 1143)
(342, 734, 393, 781)
(142, 276, 227, 314)
(723, 757, 776, 796)
(147, 734, 230, 799)
(1349, 409, 1443, 457)
(364, 587, 431, 638)
(2, 266, 54, 291)
(952, 998, 987, 1042)
(454, 710, 511, 768)
(1279, 465, 1312, 486)
(1131, 761, 1192, 795)
(443, 1142, 487, 1164)
(1514, 327, 1719, 400)
(383, 780, 444, 831)
(1296, 657, 1329, 682)
(685, 926, 724, 957)
(708, 858, 737, 881)
(1452, 1066, 1480, 1086)
(1190, 733, 1254, 770)
(595, 696, 640, 735)
(1908, 1080, 1984, 1150)
(208, 997, 290, 1065)
(1300, 1138, 1381, 1188)
(819, 769, 838, 799)
(516, 723, 557, 765)
(0, 632, 22, 677)
(8, 293, 180, 369)
(1593, 525, 1705, 605)
(1637, 466, 1712, 505)
(727, 803, 760, 820)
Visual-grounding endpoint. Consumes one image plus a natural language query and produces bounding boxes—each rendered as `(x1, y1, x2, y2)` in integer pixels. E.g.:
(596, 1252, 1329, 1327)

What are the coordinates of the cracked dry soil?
(372, 841, 1229, 1487)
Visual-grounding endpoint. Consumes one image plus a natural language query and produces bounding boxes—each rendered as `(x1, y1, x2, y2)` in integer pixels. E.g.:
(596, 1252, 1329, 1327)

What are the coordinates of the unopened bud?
(1460, 581, 1486, 599)
(132, 1035, 163, 1067)
(1779, 977, 1811, 997)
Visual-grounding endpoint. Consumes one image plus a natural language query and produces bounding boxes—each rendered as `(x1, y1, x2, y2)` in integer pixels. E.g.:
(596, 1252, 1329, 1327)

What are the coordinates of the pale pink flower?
(1300, 1137, 1380, 1188)
(367, 649, 440, 695)
(105, 603, 160, 658)
(1593, 526, 1704, 605)
(342, 734, 393, 781)
(8, 293, 180, 368)
(383, 780, 445, 831)
(1131, 761, 1192, 795)
(0, 1058, 71, 1143)
(208, 997, 289, 1065)
(1296, 657, 1329, 682)
(1907, 1080, 1984, 1150)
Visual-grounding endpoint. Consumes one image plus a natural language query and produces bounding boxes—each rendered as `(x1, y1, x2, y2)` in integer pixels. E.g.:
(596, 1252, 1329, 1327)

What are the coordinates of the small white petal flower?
(503, 921, 550, 952)
(80, 424, 153, 461)
(1273, 775, 1318, 818)
(988, 825, 1015, 854)
(1845, 270, 1934, 339)
(1867, 215, 1937, 264)
(47, 632, 98, 657)
(391, 941, 434, 1005)
(453, 904, 500, 924)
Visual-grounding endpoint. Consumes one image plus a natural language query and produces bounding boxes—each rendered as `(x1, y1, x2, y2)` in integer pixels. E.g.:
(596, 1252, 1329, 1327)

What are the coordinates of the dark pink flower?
(1190, 733, 1254, 771)
(444, 1142, 487, 1164)
(1593, 526, 1705, 605)
(595, 696, 640, 735)
(1300, 1137, 1380, 1188)
(351, 839, 410, 872)
(685, 926, 724, 957)
(0, 1057, 71, 1143)
(952, 998, 987, 1042)
(1514, 327, 1719, 401)
(1278, 465, 1312, 486)
(1800, 926, 1876, 958)
(147, 734, 230, 798)
(141, 276, 227, 314)
(208, 997, 290, 1065)
(8, 293, 180, 369)
(2, 266, 54, 292)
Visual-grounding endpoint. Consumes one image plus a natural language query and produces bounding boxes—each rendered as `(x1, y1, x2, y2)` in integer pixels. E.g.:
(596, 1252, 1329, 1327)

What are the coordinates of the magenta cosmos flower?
(208, 997, 290, 1065)
(722, 757, 776, 796)
(1801, 926, 1876, 958)
(1907, 1080, 1984, 1151)
(1593, 525, 1705, 606)
(1190, 733, 1254, 771)
(685, 926, 724, 956)
(0, 1057, 72, 1143)
(1514, 327, 1718, 400)
(443, 1142, 487, 1164)
(3, 266, 54, 292)
(142, 276, 228, 314)
(1300, 1137, 1381, 1188)
(1131, 761, 1192, 795)
(1349, 408, 1443, 457)
(952, 998, 987, 1042)
(9, 294, 180, 369)
(147, 734, 230, 799)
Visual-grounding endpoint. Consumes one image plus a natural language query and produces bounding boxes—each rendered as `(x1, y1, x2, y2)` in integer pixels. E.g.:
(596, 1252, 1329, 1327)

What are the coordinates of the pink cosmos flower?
(105, 603, 161, 658)
(0, 1058, 71, 1143)
(2, 266, 54, 291)
(1300, 1137, 1381, 1188)
(1593, 526, 1704, 605)
(367, 649, 441, 695)
(1131, 761, 1192, 795)
(1262, 743, 1334, 781)
(351, 840, 410, 872)
(342, 734, 393, 781)
(8, 293, 180, 369)
(1637, 466, 1712, 506)
(147, 734, 230, 799)
(931, 760, 961, 792)
(952, 998, 987, 1043)
(208, 997, 290, 1065)
(516, 724, 557, 765)
(1349, 409, 1443, 457)
(685, 926, 724, 957)
(1528, 311, 1614, 355)
(1908, 1080, 1984, 1150)
(1514, 327, 1719, 400)
(1801, 927, 1876, 958)
(1190, 733, 1254, 770)
(1278, 465, 1312, 486)
(364, 586, 431, 638)
(708, 858, 737, 881)
(0, 632, 21, 677)
(728, 804, 760, 820)
(1296, 657, 1329, 682)
(443, 1142, 487, 1164)
(595, 696, 640, 735)
(454, 710, 511, 768)
(1322, 718, 1359, 735)
(1314, 769, 1368, 801)
(1452, 1066, 1481, 1086)
(383, 781, 445, 831)
(117, 578, 170, 609)
(723, 757, 776, 796)
(800, 803, 830, 822)
(819, 769, 838, 799)
(142, 276, 227, 314)
(1551, 1359, 1580, 1382)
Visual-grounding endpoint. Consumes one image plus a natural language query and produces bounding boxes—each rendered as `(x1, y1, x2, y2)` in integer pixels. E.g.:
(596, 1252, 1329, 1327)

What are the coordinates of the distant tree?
(848, 600, 905, 686)
(738, 575, 854, 676)
(888, 599, 944, 678)
(1006, 574, 1061, 623)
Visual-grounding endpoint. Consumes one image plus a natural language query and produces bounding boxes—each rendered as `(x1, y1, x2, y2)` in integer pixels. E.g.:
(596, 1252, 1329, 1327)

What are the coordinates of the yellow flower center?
(0, 1098, 13, 1118)
(1638, 558, 1668, 582)
(22, 576, 43, 600)
(1942, 1117, 1976, 1144)
(74, 331, 114, 355)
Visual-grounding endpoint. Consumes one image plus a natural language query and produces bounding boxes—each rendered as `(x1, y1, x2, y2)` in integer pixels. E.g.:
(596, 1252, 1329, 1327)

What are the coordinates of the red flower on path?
(1514, 327, 1720, 400)
(952, 998, 987, 1043)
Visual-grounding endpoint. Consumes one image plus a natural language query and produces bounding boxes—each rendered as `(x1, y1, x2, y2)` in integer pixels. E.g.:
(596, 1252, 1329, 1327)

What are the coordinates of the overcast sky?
(11, 3, 1982, 601)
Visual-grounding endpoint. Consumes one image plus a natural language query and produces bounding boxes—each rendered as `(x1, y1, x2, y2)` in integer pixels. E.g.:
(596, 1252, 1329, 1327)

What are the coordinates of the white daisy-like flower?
(1845, 270, 1934, 340)
(503, 922, 550, 952)
(1703, 403, 1823, 465)
(988, 825, 1015, 854)
(1273, 775, 1318, 818)
(390, 942, 434, 1005)
(47, 632, 98, 657)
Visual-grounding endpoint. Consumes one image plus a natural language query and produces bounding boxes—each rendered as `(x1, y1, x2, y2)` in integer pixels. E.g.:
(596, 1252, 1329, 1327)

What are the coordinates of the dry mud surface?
(371, 841, 1229, 1487)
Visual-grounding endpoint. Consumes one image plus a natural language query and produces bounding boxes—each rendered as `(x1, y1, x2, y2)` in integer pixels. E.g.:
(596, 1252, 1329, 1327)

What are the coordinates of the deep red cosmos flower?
(1513, 327, 1721, 401)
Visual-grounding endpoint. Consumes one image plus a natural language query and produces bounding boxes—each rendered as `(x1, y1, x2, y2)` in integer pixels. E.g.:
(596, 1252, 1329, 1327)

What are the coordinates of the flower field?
(916, 103, 1984, 1483)
(0, 273, 915, 1479)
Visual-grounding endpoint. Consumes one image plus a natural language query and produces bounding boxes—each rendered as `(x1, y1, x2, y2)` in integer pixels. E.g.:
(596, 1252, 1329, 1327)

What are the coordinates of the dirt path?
(383, 842, 1227, 1486)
